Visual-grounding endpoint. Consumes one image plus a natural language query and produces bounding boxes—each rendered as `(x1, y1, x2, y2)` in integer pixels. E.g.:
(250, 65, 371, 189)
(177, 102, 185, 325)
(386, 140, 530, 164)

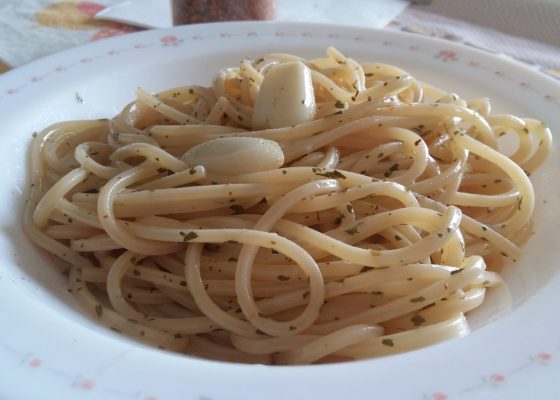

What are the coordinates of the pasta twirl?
(24, 48, 552, 364)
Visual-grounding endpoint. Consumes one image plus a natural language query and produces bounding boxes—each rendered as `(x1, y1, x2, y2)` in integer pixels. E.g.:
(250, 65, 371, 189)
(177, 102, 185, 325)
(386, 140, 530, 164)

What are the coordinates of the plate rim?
(0, 21, 558, 400)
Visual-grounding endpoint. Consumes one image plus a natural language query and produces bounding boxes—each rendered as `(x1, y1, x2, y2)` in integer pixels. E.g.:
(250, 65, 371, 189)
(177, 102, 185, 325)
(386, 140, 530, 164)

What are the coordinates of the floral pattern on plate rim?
(1, 30, 559, 107)
(0, 329, 555, 399)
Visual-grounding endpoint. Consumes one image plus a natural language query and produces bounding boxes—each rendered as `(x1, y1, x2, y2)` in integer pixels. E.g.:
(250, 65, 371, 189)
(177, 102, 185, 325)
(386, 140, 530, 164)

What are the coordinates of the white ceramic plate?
(0, 22, 558, 400)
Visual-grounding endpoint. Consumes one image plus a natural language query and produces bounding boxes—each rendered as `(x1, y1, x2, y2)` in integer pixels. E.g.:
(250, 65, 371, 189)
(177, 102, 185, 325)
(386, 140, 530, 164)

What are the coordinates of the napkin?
(276, 0, 408, 28)
(95, 0, 172, 28)
(0, 0, 140, 68)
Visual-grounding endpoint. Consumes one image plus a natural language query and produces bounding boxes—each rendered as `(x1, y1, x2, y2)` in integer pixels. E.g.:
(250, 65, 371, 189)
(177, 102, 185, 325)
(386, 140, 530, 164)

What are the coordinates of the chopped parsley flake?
(382, 338, 394, 347)
(95, 304, 103, 317)
(230, 204, 244, 214)
(450, 268, 464, 275)
(312, 168, 347, 179)
(420, 302, 436, 310)
(411, 314, 426, 326)
(410, 296, 426, 303)
(384, 163, 400, 177)
(179, 231, 199, 242)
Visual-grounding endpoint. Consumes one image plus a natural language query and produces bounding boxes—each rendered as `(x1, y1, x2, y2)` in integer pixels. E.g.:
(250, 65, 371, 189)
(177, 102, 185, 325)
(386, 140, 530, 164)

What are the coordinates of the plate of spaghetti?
(0, 22, 558, 400)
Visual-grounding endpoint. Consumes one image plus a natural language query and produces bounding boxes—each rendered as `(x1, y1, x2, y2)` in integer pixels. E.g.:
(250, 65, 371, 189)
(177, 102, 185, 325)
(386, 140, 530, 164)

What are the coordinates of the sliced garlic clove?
(252, 61, 316, 130)
(182, 137, 284, 175)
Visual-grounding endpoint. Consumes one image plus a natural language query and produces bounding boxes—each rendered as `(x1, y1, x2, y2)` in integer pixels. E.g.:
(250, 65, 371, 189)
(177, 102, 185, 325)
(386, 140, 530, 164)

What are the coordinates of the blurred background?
(0, 0, 558, 78)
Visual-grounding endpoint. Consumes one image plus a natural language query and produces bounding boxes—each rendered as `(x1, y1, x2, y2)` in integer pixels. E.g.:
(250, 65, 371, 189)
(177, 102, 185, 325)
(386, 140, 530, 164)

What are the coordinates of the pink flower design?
(436, 50, 458, 61)
(160, 35, 182, 46)
(490, 373, 506, 383)
(77, 1, 105, 16)
(79, 379, 95, 390)
(432, 392, 447, 400)
(28, 358, 42, 367)
(144, 396, 158, 400)
(537, 352, 552, 362)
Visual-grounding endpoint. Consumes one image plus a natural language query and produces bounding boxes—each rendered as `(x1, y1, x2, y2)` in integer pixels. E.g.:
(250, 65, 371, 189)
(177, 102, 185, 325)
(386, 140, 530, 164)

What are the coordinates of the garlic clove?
(182, 137, 284, 175)
(252, 61, 316, 130)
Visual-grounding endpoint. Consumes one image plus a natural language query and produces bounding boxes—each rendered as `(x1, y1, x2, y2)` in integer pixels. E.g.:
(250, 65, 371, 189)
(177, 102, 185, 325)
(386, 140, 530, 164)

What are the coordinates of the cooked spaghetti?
(24, 48, 552, 364)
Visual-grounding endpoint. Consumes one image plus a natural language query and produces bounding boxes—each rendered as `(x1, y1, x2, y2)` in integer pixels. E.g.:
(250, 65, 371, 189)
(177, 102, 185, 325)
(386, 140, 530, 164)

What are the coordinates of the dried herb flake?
(95, 304, 103, 318)
(410, 296, 426, 303)
(411, 314, 426, 326)
(382, 338, 394, 347)
(179, 231, 199, 242)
